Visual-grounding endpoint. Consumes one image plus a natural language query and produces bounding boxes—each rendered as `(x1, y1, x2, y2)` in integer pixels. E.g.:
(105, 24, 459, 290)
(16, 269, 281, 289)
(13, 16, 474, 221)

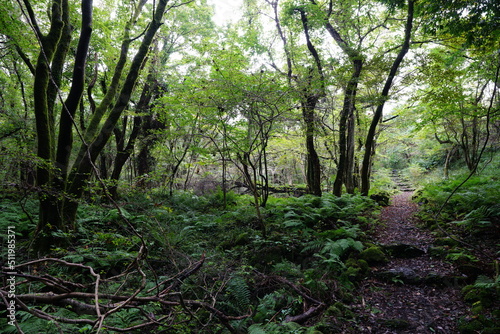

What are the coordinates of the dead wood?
(0, 253, 248, 333)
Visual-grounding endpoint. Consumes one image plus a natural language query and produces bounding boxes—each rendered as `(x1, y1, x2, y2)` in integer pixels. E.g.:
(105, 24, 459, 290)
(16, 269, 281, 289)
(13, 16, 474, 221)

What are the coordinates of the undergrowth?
(0, 189, 378, 333)
(413, 163, 500, 333)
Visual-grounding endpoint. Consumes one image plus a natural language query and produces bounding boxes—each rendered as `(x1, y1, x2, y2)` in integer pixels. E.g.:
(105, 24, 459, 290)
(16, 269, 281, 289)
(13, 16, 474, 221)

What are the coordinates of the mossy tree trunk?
(31, 0, 88, 251)
(27, 0, 172, 252)
(63, 0, 170, 225)
(332, 57, 363, 196)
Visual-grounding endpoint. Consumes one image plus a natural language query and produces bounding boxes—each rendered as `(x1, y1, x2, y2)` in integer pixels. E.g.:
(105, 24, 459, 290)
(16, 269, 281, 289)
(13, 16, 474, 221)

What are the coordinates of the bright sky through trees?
(208, 0, 244, 25)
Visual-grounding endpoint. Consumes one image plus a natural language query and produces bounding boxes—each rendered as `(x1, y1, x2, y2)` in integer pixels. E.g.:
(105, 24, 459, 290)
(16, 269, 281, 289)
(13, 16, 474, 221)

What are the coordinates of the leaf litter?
(352, 191, 471, 333)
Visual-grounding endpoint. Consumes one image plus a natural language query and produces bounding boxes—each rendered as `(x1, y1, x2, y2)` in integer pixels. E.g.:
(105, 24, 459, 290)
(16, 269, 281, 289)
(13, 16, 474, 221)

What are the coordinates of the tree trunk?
(345, 111, 357, 193)
(303, 98, 322, 196)
(361, 0, 414, 196)
(298, 8, 325, 196)
(444, 146, 458, 179)
(63, 0, 169, 225)
(333, 58, 362, 196)
(32, 0, 81, 251)
(108, 71, 156, 198)
(319, 3, 364, 197)
(108, 115, 142, 199)
(30, 0, 171, 251)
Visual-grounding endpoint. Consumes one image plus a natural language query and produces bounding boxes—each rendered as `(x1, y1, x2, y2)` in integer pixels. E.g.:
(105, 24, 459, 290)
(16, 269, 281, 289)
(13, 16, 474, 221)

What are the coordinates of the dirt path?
(353, 191, 471, 333)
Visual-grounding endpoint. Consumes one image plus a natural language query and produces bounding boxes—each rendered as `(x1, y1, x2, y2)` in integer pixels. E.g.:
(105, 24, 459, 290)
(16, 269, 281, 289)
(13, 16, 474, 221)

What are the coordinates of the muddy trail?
(352, 174, 471, 333)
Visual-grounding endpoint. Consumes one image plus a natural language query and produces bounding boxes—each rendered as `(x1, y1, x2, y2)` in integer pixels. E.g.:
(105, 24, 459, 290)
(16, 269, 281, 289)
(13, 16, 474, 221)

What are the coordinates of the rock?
(376, 266, 420, 284)
(434, 237, 460, 247)
(428, 246, 448, 258)
(424, 273, 467, 287)
(383, 244, 426, 258)
(457, 263, 485, 281)
(359, 246, 388, 265)
(370, 192, 391, 206)
(375, 266, 465, 286)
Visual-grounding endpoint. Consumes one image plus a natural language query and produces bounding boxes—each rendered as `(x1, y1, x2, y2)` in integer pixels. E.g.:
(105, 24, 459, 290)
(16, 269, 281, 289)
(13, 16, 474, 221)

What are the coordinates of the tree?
(6, 0, 183, 251)
(360, 0, 415, 195)
(268, 0, 325, 196)
(312, 0, 365, 196)
(419, 0, 500, 49)
(411, 48, 500, 174)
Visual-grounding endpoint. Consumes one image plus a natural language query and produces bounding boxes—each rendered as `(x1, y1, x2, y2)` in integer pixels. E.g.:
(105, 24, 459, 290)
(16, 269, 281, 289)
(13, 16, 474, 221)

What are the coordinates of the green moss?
(359, 246, 388, 265)
(458, 315, 500, 334)
(325, 301, 354, 318)
(463, 286, 497, 308)
(344, 258, 370, 281)
(434, 237, 460, 247)
(458, 318, 484, 333)
(471, 301, 484, 314)
(369, 191, 391, 206)
(325, 305, 343, 317)
(428, 246, 448, 258)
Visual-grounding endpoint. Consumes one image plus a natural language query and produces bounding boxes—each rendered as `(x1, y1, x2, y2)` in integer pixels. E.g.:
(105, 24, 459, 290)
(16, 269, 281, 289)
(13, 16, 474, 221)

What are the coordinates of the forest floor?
(351, 188, 472, 333)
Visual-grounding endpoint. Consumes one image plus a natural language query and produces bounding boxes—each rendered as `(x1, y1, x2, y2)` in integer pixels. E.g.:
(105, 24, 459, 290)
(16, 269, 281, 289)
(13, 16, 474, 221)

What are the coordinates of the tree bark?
(108, 71, 156, 198)
(361, 0, 414, 196)
(30, 0, 172, 251)
(63, 0, 170, 225)
(316, 0, 364, 197)
(55, 0, 93, 180)
(333, 58, 362, 196)
(108, 115, 142, 199)
(298, 8, 325, 196)
(302, 97, 322, 196)
(30, 0, 71, 251)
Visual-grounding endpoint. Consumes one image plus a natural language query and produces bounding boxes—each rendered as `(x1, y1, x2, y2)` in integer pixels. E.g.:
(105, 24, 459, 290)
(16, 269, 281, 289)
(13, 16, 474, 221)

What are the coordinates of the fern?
(318, 225, 360, 239)
(248, 324, 271, 334)
(303, 238, 363, 257)
(248, 322, 312, 333)
(321, 238, 363, 257)
(474, 275, 500, 290)
(219, 275, 251, 314)
(302, 239, 325, 254)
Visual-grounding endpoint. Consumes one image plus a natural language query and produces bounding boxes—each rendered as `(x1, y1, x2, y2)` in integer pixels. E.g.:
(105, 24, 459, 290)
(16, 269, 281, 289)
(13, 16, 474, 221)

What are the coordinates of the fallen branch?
(0, 254, 248, 333)
(254, 271, 324, 305)
(285, 303, 327, 324)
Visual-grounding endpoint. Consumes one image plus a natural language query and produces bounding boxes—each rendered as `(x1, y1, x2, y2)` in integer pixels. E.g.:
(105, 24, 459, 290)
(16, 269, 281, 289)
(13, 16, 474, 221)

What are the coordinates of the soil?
(352, 191, 472, 333)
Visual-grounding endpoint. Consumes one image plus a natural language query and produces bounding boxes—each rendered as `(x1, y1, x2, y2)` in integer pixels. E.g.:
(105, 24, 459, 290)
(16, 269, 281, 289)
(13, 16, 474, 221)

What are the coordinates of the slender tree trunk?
(333, 59, 362, 196)
(361, 0, 414, 196)
(302, 97, 322, 196)
(318, 2, 364, 197)
(108, 116, 142, 198)
(345, 111, 356, 193)
(298, 8, 325, 196)
(63, 0, 170, 226)
(108, 71, 156, 198)
(239, 153, 266, 237)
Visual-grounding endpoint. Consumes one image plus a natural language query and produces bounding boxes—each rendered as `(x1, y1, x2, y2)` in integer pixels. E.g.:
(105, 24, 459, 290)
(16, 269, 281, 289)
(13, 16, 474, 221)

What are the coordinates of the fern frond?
(302, 239, 325, 254)
(225, 275, 251, 312)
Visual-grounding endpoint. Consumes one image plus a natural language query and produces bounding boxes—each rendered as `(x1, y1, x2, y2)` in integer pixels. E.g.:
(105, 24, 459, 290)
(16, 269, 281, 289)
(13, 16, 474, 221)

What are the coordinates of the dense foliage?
(0, 189, 379, 332)
(0, 0, 499, 332)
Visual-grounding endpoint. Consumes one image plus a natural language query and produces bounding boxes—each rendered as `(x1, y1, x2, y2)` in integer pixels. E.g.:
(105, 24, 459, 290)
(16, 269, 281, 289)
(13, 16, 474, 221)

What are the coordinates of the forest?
(0, 0, 499, 332)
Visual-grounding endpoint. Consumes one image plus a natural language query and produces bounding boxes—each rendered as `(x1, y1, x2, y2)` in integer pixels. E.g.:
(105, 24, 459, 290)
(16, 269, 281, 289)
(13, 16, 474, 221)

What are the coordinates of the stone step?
(373, 266, 467, 286)
(381, 244, 426, 258)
